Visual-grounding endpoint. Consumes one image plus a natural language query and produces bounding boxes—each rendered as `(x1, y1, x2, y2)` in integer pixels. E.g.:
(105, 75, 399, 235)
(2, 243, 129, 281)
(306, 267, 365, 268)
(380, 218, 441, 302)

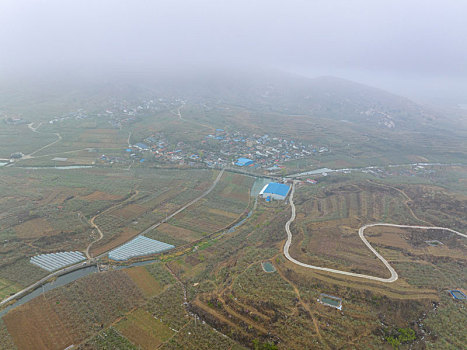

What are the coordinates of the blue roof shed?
(235, 157, 254, 166)
(260, 182, 291, 200)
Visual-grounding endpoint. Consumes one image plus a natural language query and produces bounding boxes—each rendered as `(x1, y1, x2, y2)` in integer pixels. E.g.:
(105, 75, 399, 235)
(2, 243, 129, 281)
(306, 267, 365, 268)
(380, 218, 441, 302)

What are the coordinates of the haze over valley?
(0, 1, 466, 349)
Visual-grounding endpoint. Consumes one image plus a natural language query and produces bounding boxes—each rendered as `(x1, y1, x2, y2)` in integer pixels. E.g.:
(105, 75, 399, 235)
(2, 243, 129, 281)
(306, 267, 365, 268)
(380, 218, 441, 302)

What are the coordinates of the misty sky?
(1, 0, 466, 103)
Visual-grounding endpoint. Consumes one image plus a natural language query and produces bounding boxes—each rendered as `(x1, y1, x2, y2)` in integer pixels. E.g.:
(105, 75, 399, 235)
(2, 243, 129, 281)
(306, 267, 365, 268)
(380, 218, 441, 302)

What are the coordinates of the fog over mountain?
(1, 0, 466, 105)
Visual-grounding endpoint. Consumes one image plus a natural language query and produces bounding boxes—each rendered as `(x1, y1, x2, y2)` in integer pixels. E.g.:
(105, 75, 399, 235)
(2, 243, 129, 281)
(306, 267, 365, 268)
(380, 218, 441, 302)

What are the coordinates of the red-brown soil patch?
(111, 204, 148, 219)
(156, 223, 199, 242)
(3, 296, 75, 350)
(125, 266, 162, 297)
(80, 191, 122, 201)
(92, 227, 139, 256)
(14, 218, 57, 239)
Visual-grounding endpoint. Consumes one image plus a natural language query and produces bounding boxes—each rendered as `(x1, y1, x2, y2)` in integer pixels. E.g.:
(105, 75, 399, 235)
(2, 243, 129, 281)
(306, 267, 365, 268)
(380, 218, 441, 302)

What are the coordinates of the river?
(0, 177, 269, 318)
(0, 259, 159, 319)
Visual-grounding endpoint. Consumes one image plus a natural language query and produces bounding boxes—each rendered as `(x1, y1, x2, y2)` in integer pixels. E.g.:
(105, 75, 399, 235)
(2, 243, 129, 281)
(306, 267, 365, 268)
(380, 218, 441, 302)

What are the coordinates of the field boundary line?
(283, 181, 466, 283)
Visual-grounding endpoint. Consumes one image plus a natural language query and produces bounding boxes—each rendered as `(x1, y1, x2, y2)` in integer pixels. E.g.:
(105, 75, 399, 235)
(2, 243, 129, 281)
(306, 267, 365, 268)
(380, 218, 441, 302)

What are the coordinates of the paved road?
(0, 261, 94, 307)
(283, 181, 466, 283)
(1, 169, 225, 307)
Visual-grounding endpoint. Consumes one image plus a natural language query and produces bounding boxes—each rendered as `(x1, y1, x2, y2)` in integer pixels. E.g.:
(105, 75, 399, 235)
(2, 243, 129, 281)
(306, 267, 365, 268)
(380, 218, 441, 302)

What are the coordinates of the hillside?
(130, 69, 440, 131)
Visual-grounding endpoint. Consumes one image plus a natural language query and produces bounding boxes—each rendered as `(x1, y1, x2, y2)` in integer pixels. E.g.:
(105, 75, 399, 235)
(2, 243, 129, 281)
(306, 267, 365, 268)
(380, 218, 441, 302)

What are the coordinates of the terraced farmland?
(148, 172, 254, 244)
(91, 169, 215, 255)
(289, 182, 416, 278)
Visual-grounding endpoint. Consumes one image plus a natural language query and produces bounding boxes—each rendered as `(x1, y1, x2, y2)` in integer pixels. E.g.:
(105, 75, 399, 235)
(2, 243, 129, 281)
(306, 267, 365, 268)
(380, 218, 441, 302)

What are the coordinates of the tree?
(252, 339, 278, 350)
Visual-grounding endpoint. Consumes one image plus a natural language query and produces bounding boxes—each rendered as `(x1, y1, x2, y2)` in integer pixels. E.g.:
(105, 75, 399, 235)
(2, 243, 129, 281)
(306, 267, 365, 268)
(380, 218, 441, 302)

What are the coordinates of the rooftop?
(262, 182, 291, 196)
(235, 157, 254, 166)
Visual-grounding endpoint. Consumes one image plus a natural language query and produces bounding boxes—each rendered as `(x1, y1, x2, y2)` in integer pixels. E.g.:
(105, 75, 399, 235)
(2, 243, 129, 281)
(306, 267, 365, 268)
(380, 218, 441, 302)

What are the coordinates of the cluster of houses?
(3, 116, 27, 125)
(126, 133, 198, 165)
(48, 109, 89, 124)
(202, 129, 328, 170)
(126, 129, 328, 171)
(102, 98, 183, 129)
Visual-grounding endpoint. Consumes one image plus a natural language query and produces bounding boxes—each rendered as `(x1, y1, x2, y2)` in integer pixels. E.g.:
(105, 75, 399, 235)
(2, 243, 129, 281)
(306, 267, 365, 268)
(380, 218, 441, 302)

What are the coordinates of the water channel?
(0, 178, 271, 318)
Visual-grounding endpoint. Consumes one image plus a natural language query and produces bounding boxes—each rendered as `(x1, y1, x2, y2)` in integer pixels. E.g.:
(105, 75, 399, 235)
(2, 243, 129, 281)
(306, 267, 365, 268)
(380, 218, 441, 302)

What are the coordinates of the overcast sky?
(1, 0, 466, 103)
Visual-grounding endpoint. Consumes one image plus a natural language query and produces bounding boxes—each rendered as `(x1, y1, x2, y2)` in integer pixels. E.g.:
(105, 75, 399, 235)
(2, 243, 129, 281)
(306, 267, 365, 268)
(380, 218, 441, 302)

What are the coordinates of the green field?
(0, 278, 20, 300)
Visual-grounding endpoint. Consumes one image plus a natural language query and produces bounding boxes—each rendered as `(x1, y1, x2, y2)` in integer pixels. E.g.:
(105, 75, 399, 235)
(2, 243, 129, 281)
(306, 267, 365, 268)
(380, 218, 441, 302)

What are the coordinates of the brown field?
(140, 186, 183, 207)
(170, 208, 235, 234)
(125, 266, 163, 297)
(288, 182, 417, 277)
(400, 184, 467, 232)
(115, 308, 175, 350)
(155, 223, 200, 243)
(289, 219, 392, 278)
(65, 157, 96, 165)
(3, 270, 144, 350)
(4, 297, 75, 350)
(38, 188, 81, 206)
(366, 226, 467, 261)
(92, 227, 139, 256)
(207, 207, 239, 219)
(64, 129, 125, 149)
(167, 172, 253, 237)
(14, 217, 56, 239)
(80, 191, 123, 201)
(111, 204, 148, 220)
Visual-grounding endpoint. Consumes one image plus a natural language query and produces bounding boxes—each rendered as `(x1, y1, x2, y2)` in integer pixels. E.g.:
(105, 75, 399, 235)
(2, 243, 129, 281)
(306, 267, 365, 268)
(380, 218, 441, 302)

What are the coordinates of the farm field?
(0, 123, 58, 159)
(124, 266, 163, 297)
(0, 166, 215, 289)
(90, 169, 215, 255)
(0, 278, 20, 301)
(146, 171, 254, 245)
(115, 308, 175, 350)
(2, 270, 144, 350)
(0, 165, 465, 350)
(151, 174, 466, 349)
(0, 90, 466, 350)
(74, 262, 248, 350)
(365, 225, 467, 290)
(289, 181, 416, 278)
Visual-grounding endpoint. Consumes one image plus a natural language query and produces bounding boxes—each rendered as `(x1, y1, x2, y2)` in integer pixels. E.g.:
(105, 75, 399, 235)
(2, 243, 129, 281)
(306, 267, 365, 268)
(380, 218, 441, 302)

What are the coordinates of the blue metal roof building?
(235, 157, 254, 166)
(259, 182, 291, 200)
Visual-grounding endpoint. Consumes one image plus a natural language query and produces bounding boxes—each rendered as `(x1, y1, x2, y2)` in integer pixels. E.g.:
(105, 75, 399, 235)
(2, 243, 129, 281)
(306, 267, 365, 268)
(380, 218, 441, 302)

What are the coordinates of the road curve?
(1, 170, 226, 308)
(283, 181, 466, 283)
(137, 169, 225, 237)
(24, 123, 62, 159)
(96, 168, 225, 259)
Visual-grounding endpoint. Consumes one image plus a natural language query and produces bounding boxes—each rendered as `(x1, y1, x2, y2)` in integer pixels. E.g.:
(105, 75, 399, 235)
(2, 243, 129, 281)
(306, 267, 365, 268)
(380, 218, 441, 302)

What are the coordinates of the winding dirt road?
(24, 123, 62, 159)
(1, 169, 226, 307)
(93, 169, 226, 259)
(283, 181, 466, 283)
